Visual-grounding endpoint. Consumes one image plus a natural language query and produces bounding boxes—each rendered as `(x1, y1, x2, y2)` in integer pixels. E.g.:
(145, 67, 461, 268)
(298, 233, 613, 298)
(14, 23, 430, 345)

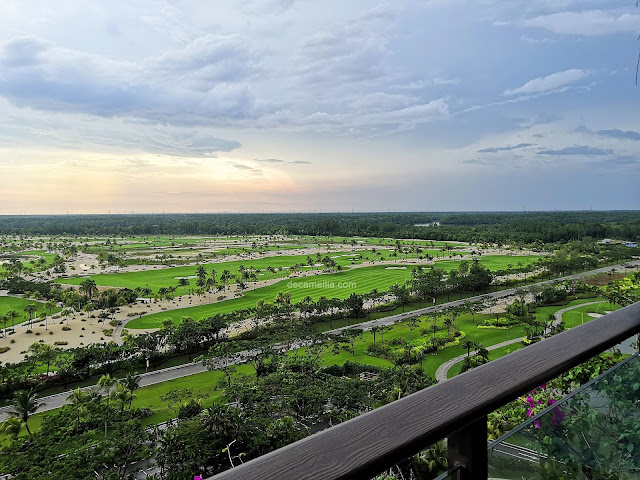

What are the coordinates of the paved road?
(2, 261, 637, 420)
(434, 300, 608, 382)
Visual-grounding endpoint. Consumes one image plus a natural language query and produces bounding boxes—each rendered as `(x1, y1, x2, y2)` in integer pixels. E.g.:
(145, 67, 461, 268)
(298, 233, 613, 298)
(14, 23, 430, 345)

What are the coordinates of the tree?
(98, 374, 117, 438)
(79, 279, 97, 300)
(121, 373, 141, 409)
(111, 383, 135, 420)
(30, 343, 59, 375)
(443, 318, 453, 337)
(201, 342, 239, 389)
(23, 303, 38, 328)
(462, 340, 475, 358)
(390, 283, 411, 312)
(407, 318, 419, 341)
(10, 390, 40, 435)
(378, 325, 392, 343)
(370, 325, 381, 345)
(178, 277, 190, 295)
(0, 416, 23, 439)
(67, 387, 91, 431)
(6, 309, 18, 332)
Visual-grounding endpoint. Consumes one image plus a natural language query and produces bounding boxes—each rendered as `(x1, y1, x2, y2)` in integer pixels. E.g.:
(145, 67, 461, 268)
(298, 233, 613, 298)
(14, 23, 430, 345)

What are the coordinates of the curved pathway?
(2, 262, 636, 420)
(435, 300, 607, 382)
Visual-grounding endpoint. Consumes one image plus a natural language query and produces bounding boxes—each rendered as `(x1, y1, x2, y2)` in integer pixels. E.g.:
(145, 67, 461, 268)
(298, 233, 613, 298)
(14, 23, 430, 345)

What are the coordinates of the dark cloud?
(536, 146, 613, 156)
(477, 143, 533, 153)
(290, 160, 311, 164)
(575, 125, 640, 142)
(229, 163, 256, 170)
(0, 35, 261, 124)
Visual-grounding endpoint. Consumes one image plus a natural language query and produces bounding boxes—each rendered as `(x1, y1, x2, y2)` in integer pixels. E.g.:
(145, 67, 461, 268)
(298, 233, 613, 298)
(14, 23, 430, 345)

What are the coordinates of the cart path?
(435, 300, 607, 382)
(1, 262, 636, 420)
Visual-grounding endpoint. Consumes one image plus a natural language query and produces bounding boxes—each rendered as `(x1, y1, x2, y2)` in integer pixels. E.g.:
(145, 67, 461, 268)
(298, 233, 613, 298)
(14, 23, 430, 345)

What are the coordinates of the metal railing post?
(447, 416, 488, 480)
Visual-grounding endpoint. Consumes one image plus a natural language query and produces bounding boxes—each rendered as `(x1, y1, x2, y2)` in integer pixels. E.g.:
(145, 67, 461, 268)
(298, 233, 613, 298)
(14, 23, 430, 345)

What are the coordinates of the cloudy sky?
(0, 0, 638, 214)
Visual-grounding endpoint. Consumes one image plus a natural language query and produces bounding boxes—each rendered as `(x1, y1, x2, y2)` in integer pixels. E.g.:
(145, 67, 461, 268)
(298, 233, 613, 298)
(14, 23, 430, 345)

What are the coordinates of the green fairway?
(124, 254, 543, 329)
(126, 264, 416, 328)
(12, 295, 610, 437)
(0, 297, 59, 328)
(56, 250, 382, 293)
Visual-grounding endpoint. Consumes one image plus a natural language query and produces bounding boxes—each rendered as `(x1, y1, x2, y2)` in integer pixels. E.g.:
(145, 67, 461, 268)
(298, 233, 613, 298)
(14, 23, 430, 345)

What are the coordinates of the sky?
(0, 0, 638, 214)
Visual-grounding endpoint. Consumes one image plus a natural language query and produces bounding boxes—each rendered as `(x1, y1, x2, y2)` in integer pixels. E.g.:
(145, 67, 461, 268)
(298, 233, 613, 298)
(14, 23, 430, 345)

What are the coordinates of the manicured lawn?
(12, 295, 601, 436)
(56, 250, 381, 293)
(560, 301, 619, 328)
(126, 265, 415, 328)
(126, 255, 543, 329)
(0, 297, 60, 328)
(447, 342, 528, 378)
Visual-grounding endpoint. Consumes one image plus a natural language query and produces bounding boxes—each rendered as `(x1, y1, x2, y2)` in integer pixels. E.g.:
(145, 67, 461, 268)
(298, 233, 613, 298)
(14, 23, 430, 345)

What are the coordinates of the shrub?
(35, 332, 41, 336)
(54, 341, 68, 345)
(49, 331, 53, 335)
(103, 329, 114, 336)
(25, 330, 32, 334)
(0, 347, 10, 354)
(178, 399, 203, 419)
(10, 339, 15, 344)
(62, 326, 71, 331)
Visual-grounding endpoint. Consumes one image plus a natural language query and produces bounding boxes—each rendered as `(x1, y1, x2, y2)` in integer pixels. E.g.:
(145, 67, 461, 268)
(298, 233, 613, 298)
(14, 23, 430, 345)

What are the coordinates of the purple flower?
(534, 419, 542, 429)
(550, 408, 566, 427)
(527, 408, 533, 417)
(547, 398, 556, 406)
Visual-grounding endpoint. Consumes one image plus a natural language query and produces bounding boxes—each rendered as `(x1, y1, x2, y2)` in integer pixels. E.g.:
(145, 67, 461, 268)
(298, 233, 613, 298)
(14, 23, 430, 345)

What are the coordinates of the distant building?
(602, 238, 612, 244)
(625, 242, 637, 248)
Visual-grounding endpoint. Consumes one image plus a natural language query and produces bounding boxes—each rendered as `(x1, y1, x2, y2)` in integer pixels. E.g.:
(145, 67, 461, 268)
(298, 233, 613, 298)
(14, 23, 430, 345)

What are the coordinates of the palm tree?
(462, 340, 475, 358)
(370, 326, 381, 345)
(0, 417, 23, 439)
(111, 383, 135, 420)
(6, 310, 19, 332)
(378, 325, 392, 343)
(443, 318, 453, 337)
(79, 279, 97, 300)
(98, 374, 117, 438)
(23, 303, 38, 329)
(31, 343, 58, 375)
(121, 373, 141, 409)
(407, 318, 419, 341)
(10, 390, 40, 435)
(178, 278, 190, 295)
(44, 299, 56, 328)
(0, 315, 6, 338)
(67, 388, 90, 431)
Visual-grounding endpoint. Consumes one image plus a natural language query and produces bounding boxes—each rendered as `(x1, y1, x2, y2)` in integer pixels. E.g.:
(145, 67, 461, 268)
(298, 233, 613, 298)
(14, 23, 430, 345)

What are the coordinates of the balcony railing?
(208, 302, 640, 480)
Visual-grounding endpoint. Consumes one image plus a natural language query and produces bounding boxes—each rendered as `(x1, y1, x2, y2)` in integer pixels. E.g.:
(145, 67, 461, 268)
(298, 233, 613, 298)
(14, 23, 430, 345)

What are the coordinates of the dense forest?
(0, 211, 638, 244)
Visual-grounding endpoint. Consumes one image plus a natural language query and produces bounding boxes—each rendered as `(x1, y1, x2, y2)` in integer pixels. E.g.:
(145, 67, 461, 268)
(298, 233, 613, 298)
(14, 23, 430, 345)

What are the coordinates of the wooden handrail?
(208, 302, 640, 480)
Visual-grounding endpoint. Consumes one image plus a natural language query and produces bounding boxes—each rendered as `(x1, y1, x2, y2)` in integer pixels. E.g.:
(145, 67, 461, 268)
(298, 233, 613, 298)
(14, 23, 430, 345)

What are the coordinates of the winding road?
(434, 300, 607, 381)
(1, 261, 636, 420)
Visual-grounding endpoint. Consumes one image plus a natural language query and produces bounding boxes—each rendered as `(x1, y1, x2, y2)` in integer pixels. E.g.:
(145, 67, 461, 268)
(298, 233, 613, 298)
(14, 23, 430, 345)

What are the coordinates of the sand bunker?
(385, 266, 407, 270)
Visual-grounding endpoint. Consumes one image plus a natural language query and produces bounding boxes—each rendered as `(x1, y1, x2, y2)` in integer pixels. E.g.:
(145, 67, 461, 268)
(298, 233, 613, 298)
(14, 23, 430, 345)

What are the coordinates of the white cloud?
(503, 69, 587, 96)
(519, 10, 639, 36)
